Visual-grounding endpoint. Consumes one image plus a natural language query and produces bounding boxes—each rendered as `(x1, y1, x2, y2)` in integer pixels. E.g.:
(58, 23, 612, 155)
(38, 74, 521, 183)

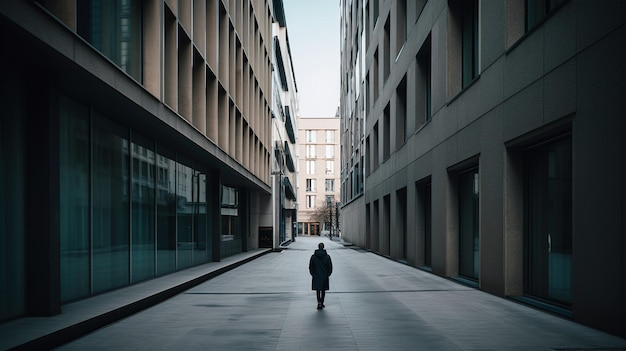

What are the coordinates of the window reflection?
(525, 136, 572, 305)
(60, 97, 90, 302)
(221, 186, 240, 257)
(92, 113, 130, 294)
(131, 136, 155, 283)
(76, 0, 143, 81)
(156, 151, 177, 275)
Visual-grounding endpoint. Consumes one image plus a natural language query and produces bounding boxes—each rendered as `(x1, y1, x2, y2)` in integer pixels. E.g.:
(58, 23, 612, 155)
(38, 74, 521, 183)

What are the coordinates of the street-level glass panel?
(459, 167, 479, 280)
(92, 113, 130, 294)
(525, 135, 572, 305)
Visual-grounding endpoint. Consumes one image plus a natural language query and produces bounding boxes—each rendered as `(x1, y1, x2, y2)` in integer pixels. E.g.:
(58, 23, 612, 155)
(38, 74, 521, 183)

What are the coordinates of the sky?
(282, 0, 340, 118)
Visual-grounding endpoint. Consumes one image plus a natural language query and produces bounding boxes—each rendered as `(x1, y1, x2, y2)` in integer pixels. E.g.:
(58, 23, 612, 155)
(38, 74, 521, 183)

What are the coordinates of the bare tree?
(310, 202, 332, 224)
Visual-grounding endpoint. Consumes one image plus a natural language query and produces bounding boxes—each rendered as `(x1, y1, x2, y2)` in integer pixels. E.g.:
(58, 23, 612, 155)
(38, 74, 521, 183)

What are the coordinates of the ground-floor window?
(299, 222, 320, 236)
(0, 77, 26, 321)
(459, 167, 480, 280)
(417, 181, 432, 267)
(221, 185, 241, 257)
(524, 135, 572, 306)
(59, 94, 214, 303)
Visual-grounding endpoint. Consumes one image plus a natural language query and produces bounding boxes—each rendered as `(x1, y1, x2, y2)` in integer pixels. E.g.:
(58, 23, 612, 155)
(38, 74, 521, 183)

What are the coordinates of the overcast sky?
(283, 0, 340, 118)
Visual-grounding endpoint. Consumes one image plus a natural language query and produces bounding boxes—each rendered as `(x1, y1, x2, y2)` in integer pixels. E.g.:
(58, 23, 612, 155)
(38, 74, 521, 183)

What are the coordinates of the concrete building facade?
(0, 0, 277, 322)
(297, 116, 341, 236)
(340, 0, 626, 338)
(270, 0, 299, 248)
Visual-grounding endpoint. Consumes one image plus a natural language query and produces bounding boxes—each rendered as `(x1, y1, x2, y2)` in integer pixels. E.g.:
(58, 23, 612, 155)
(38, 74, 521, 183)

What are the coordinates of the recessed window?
(524, 135, 572, 305)
(306, 178, 316, 192)
(325, 179, 335, 192)
(76, 0, 143, 82)
(526, 0, 566, 31)
(458, 166, 480, 280)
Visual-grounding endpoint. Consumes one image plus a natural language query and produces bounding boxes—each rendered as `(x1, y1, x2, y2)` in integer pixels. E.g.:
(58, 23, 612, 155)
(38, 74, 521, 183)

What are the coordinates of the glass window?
(416, 35, 432, 125)
(325, 160, 334, 175)
(59, 96, 90, 302)
(326, 130, 335, 143)
(177, 162, 194, 269)
(131, 135, 156, 283)
(306, 195, 316, 208)
(418, 182, 432, 267)
(326, 145, 334, 158)
(0, 81, 26, 317)
(459, 167, 479, 280)
(325, 179, 335, 192)
(221, 185, 240, 258)
(526, 0, 566, 31)
(462, 0, 479, 87)
(306, 145, 316, 158)
(525, 136, 572, 305)
(306, 178, 316, 192)
(76, 0, 143, 81)
(156, 150, 177, 276)
(306, 160, 316, 174)
(92, 113, 130, 294)
(306, 130, 316, 143)
(194, 171, 208, 265)
(325, 195, 335, 205)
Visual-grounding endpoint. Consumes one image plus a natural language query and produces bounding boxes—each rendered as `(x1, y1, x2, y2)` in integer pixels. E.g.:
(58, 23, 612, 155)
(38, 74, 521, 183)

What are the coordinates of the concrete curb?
(7, 250, 272, 351)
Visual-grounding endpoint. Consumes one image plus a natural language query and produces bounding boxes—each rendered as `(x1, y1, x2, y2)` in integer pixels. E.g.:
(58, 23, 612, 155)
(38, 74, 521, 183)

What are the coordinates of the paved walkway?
(47, 236, 626, 350)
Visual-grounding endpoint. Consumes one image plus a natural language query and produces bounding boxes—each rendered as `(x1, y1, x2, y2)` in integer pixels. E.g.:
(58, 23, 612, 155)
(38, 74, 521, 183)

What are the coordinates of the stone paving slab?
(49, 236, 626, 350)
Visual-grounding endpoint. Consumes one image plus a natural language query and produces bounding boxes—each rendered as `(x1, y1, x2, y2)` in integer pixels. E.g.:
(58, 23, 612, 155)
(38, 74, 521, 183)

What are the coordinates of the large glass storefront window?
(524, 136, 572, 306)
(56, 95, 219, 303)
(0, 77, 26, 319)
(221, 186, 240, 257)
(92, 113, 130, 294)
(177, 163, 194, 269)
(59, 97, 91, 302)
(194, 172, 209, 265)
(131, 136, 156, 283)
(459, 167, 480, 280)
(156, 150, 177, 276)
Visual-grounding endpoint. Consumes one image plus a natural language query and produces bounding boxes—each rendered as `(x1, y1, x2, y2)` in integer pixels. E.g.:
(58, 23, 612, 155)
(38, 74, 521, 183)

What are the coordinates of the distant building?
(340, 0, 626, 339)
(0, 0, 275, 321)
(297, 116, 341, 236)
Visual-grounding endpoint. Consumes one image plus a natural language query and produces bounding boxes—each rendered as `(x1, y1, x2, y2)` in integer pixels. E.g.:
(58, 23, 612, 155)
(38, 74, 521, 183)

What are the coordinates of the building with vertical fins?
(0, 0, 277, 323)
(269, 0, 299, 248)
(340, 0, 626, 338)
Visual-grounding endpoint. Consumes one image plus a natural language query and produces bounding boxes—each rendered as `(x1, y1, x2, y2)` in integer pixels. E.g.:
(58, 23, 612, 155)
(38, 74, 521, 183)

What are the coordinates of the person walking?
(309, 242, 333, 310)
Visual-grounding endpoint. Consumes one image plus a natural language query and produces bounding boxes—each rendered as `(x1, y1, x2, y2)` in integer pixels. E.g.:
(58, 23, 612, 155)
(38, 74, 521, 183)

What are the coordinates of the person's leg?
(320, 291, 326, 307)
(316, 291, 323, 309)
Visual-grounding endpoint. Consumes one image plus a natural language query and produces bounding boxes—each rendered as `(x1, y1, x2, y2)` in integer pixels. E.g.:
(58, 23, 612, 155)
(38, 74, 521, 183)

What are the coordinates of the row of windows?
(306, 160, 335, 175)
(305, 179, 335, 192)
(360, 0, 567, 178)
(305, 195, 337, 209)
(305, 129, 336, 143)
(59, 94, 242, 303)
(305, 144, 336, 158)
(366, 134, 572, 307)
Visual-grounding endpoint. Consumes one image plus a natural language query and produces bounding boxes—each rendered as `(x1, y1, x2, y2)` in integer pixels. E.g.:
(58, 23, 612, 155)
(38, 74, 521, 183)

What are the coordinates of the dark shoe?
(321, 304, 325, 308)
(317, 304, 322, 310)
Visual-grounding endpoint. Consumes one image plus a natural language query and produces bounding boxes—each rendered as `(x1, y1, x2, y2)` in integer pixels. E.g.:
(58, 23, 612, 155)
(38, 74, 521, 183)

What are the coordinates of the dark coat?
(309, 249, 333, 291)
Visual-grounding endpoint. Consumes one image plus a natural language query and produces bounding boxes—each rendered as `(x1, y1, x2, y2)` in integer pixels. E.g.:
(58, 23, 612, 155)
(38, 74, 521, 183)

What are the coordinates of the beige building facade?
(297, 116, 341, 236)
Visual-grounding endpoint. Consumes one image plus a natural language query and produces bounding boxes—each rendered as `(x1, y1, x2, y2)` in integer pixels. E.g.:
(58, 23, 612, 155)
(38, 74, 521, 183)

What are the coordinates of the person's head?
(318, 243, 324, 250)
